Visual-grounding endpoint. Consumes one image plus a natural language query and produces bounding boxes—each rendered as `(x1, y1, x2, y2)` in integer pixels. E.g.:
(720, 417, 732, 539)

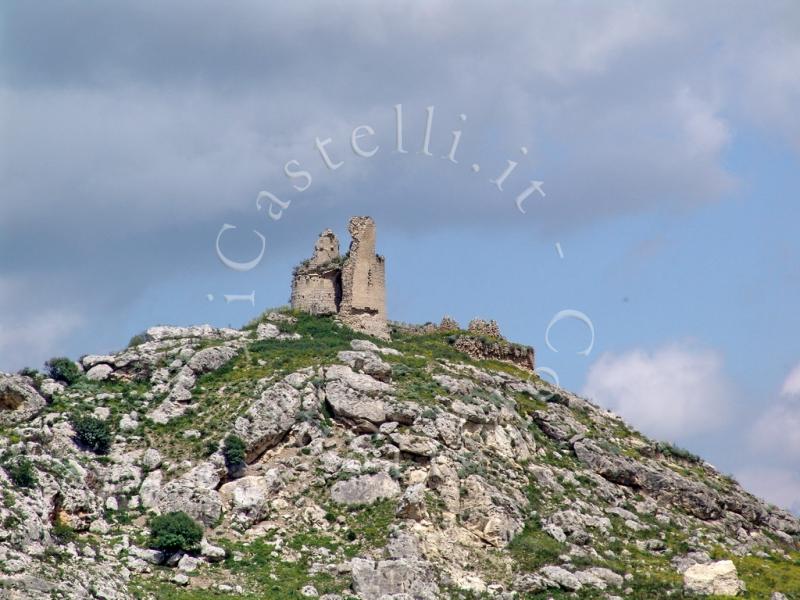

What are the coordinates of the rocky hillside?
(0, 310, 798, 600)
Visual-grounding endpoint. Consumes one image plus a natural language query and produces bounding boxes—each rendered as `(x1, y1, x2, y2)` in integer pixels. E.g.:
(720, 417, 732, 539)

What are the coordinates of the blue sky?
(2, 1, 799, 511)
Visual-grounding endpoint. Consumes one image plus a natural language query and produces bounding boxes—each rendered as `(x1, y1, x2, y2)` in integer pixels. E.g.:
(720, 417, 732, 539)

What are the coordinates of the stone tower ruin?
(291, 217, 388, 339)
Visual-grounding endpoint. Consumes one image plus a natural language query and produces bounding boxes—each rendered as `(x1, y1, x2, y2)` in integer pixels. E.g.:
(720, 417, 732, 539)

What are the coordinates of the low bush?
(656, 441, 701, 464)
(45, 357, 81, 385)
(127, 332, 148, 348)
(149, 511, 203, 553)
(223, 434, 247, 475)
(4, 456, 37, 488)
(71, 415, 112, 454)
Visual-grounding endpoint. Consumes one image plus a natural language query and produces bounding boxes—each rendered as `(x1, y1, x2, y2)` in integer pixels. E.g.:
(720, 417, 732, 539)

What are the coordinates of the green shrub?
(203, 438, 219, 457)
(127, 332, 148, 348)
(148, 511, 203, 553)
(4, 456, 37, 488)
(45, 357, 81, 385)
(71, 415, 112, 454)
(656, 441, 701, 464)
(223, 434, 247, 475)
(51, 519, 76, 544)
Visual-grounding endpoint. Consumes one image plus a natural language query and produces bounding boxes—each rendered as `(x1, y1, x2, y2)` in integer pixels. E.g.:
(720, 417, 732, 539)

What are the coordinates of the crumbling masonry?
(291, 217, 389, 339)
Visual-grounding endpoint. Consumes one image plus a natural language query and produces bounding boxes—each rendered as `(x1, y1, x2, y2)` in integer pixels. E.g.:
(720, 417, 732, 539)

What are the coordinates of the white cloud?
(736, 467, 800, 516)
(581, 343, 732, 440)
(781, 362, 800, 397)
(749, 361, 800, 460)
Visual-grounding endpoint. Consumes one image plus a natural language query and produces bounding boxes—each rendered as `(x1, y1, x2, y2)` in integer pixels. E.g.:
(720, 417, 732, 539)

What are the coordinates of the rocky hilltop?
(0, 226, 799, 600)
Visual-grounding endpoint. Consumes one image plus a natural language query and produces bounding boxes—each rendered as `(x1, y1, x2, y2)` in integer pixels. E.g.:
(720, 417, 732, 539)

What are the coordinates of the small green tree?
(45, 357, 81, 385)
(149, 511, 203, 553)
(71, 415, 112, 454)
(4, 456, 37, 488)
(223, 435, 247, 476)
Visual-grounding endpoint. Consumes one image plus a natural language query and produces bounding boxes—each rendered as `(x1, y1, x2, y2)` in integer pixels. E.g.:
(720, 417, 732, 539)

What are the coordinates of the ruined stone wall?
(453, 336, 535, 371)
(290, 229, 342, 315)
(290, 219, 388, 338)
(290, 268, 341, 315)
(339, 217, 389, 339)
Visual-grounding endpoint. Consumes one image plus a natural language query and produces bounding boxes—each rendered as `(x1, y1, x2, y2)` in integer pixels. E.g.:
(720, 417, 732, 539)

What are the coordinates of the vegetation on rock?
(70, 414, 112, 454)
(45, 356, 81, 385)
(148, 511, 204, 553)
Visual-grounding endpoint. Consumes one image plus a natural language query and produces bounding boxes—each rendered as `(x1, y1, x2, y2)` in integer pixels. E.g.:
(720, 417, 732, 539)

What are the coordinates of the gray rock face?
(573, 439, 726, 521)
(219, 475, 278, 529)
(200, 538, 226, 562)
(396, 483, 427, 521)
(0, 374, 46, 425)
(389, 432, 440, 458)
(330, 472, 401, 506)
(256, 322, 281, 339)
(336, 350, 392, 382)
(187, 345, 238, 374)
(141, 448, 163, 471)
(351, 557, 439, 600)
(154, 462, 223, 526)
(458, 474, 524, 547)
(146, 325, 244, 342)
(326, 380, 387, 429)
(515, 567, 587, 593)
(532, 404, 589, 441)
(234, 379, 302, 462)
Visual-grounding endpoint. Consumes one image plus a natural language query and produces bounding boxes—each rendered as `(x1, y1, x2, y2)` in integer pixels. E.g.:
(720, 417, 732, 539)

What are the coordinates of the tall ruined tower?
(339, 217, 388, 339)
(290, 217, 388, 339)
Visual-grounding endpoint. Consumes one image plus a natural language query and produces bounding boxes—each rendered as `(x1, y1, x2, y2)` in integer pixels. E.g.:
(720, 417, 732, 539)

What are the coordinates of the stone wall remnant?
(290, 218, 388, 339)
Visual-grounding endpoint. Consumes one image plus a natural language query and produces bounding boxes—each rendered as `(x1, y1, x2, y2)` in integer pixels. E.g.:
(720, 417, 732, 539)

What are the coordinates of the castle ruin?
(291, 216, 389, 339)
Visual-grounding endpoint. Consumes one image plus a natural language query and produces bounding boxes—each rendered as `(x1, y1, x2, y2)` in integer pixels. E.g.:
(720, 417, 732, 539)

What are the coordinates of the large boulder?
(683, 560, 744, 596)
(325, 365, 393, 395)
(389, 432, 440, 458)
(336, 350, 392, 382)
(325, 379, 387, 430)
(219, 475, 279, 529)
(330, 472, 401, 506)
(234, 379, 302, 462)
(351, 557, 439, 600)
(0, 374, 46, 425)
(188, 345, 238, 374)
(86, 364, 113, 381)
(154, 462, 223, 526)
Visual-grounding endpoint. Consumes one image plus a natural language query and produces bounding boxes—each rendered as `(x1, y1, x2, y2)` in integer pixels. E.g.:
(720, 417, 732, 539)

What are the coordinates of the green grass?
(733, 551, 800, 598)
(131, 537, 355, 600)
(508, 519, 567, 572)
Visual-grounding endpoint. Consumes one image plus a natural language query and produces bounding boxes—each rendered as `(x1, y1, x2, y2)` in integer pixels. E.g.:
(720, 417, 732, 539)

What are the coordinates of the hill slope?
(0, 311, 798, 599)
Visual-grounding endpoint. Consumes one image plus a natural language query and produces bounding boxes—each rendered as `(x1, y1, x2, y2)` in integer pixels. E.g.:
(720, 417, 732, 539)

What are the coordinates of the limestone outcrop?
(291, 217, 388, 339)
(0, 311, 797, 599)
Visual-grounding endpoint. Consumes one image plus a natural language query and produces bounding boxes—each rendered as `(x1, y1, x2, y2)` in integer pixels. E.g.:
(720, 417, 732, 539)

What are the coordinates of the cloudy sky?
(2, 1, 799, 512)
